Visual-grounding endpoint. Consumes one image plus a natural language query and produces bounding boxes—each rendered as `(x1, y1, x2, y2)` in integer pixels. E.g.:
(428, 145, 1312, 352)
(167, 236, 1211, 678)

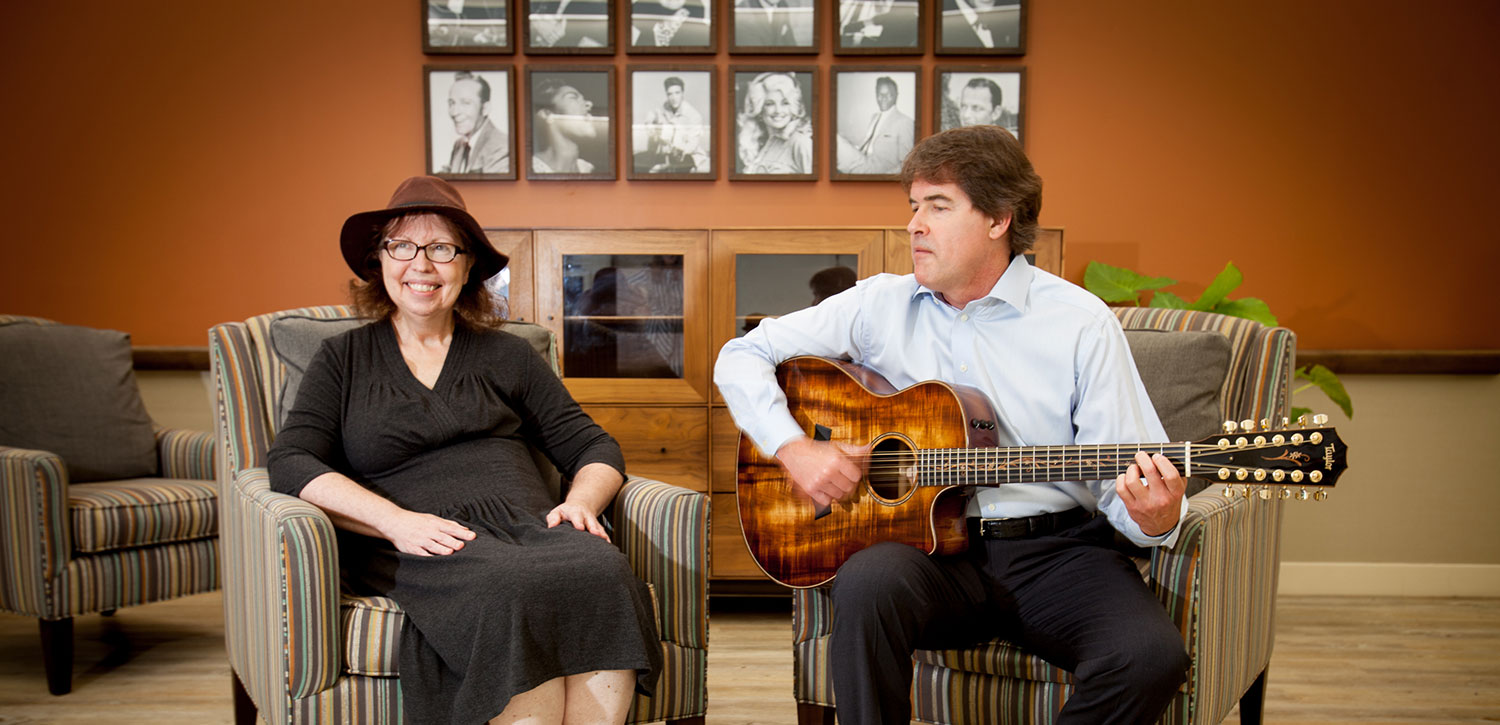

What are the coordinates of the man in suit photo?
(441, 71, 510, 175)
(836, 75, 915, 175)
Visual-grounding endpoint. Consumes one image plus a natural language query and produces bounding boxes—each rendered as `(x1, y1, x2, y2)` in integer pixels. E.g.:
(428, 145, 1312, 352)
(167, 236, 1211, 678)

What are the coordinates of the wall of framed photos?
(2, 1, 1498, 355)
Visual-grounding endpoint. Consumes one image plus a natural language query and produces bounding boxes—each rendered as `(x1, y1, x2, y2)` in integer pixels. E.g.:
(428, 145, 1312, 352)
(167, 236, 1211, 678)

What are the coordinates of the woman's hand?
(381, 511, 477, 556)
(547, 501, 611, 543)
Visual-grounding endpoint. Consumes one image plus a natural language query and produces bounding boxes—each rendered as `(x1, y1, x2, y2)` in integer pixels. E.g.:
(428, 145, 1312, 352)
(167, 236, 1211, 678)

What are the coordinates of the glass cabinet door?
(536, 230, 709, 404)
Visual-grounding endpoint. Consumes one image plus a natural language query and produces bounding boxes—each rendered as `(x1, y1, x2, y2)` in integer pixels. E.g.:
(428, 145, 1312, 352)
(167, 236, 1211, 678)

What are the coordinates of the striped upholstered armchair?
(0, 315, 218, 695)
(209, 306, 709, 725)
(791, 309, 1298, 725)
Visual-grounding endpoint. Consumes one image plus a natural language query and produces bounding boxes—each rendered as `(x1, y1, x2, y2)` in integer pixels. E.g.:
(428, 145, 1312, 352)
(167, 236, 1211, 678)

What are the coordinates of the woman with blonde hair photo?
(735, 71, 813, 176)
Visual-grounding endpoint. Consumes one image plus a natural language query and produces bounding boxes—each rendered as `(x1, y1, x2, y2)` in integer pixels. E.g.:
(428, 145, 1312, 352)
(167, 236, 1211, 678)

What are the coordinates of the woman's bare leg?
(490, 676, 565, 724)
(561, 669, 634, 724)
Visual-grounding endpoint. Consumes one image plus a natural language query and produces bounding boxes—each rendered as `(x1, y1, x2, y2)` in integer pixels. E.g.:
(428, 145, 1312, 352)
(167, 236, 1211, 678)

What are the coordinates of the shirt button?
(961, 314, 969, 322)
(960, 364, 968, 372)
(987, 503, 996, 512)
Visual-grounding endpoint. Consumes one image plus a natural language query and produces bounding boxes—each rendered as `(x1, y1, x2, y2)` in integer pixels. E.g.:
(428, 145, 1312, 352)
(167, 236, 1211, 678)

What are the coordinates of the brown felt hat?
(339, 176, 507, 283)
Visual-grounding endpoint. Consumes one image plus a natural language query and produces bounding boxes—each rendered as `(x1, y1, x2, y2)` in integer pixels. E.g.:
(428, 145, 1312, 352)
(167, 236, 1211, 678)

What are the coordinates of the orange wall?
(2, 1, 1496, 348)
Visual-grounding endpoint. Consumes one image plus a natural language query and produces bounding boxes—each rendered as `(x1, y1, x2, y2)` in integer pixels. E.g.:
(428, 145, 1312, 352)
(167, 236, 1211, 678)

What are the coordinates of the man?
(642, 76, 709, 173)
(734, 0, 807, 47)
(714, 125, 1191, 723)
(836, 76, 914, 175)
(838, 0, 918, 49)
(531, 77, 604, 175)
(442, 71, 509, 175)
(941, 0, 1020, 49)
(951, 76, 1020, 141)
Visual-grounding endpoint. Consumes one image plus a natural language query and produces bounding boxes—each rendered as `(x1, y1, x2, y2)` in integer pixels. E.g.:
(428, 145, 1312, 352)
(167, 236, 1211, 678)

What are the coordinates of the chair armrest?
(223, 468, 342, 715)
(0, 446, 70, 616)
(155, 428, 215, 480)
(1149, 485, 1284, 712)
(612, 476, 708, 650)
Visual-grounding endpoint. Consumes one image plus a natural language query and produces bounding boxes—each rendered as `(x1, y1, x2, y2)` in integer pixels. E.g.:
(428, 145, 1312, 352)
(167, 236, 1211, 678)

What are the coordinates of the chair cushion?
(68, 478, 219, 553)
(338, 582, 661, 677)
(0, 322, 159, 482)
(1124, 329, 1230, 442)
(267, 315, 370, 429)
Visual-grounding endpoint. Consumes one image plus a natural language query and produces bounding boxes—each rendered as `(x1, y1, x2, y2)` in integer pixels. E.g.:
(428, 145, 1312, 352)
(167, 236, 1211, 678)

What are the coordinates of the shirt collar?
(912, 252, 1034, 313)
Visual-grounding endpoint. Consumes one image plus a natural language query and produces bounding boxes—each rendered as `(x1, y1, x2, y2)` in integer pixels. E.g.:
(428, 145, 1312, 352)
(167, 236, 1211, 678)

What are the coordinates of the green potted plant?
(1083, 260, 1352, 421)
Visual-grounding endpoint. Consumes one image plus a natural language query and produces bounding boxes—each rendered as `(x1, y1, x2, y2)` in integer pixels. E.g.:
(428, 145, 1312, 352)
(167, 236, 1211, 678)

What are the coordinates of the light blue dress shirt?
(714, 255, 1185, 548)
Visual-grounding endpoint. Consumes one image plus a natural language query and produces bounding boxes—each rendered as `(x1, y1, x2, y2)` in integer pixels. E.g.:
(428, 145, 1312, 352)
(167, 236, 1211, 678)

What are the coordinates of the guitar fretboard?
(911, 443, 1193, 485)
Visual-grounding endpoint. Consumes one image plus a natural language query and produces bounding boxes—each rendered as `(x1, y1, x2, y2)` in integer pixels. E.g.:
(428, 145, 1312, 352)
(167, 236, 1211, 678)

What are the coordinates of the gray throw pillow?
(268, 316, 370, 429)
(0, 322, 159, 482)
(1124, 329, 1231, 443)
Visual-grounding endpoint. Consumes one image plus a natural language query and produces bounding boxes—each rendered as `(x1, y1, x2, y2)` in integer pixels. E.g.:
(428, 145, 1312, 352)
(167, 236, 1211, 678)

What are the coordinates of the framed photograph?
(526, 66, 615, 180)
(423, 0, 514, 54)
(522, 0, 614, 54)
(933, 66, 1025, 145)
(729, 0, 819, 54)
(626, 0, 715, 53)
(831, 67, 919, 181)
(730, 67, 817, 180)
(935, 0, 1025, 55)
(425, 65, 517, 180)
(834, 0, 923, 55)
(628, 66, 716, 180)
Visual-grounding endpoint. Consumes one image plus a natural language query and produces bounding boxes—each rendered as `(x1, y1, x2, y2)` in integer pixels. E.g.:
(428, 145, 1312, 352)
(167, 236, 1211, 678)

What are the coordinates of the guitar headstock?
(1188, 415, 1347, 501)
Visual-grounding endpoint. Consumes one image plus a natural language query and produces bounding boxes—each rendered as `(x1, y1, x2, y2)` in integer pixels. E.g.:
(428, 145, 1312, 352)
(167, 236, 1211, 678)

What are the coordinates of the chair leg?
(1239, 667, 1268, 725)
(39, 617, 73, 695)
(797, 703, 835, 725)
(232, 671, 258, 725)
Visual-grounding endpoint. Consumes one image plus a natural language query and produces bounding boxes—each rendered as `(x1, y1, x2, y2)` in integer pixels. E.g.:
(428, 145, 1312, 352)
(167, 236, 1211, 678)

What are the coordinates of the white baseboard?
(1279, 562, 1500, 597)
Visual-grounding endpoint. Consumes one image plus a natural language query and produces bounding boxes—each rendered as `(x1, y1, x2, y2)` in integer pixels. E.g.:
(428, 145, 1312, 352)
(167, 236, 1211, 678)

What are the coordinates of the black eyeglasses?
(383, 239, 468, 264)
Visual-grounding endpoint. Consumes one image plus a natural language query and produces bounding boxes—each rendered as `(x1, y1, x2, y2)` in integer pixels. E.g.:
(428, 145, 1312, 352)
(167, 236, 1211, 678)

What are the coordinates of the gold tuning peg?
(1259, 418, 1271, 431)
(1313, 490, 1330, 501)
(1312, 413, 1329, 426)
(1297, 488, 1311, 501)
(1223, 420, 1238, 434)
(1278, 487, 1293, 500)
(1296, 414, 1308, 428)
(1257, 487, 1272, 500)
(1280, 416, 1290, 428)
(1221, 485, 1236, 499)
(1240, 418, 1256, 432)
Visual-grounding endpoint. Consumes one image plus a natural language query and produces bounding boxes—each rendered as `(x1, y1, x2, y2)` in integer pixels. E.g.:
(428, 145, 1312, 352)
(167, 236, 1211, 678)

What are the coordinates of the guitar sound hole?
(867, 435, 918, 502)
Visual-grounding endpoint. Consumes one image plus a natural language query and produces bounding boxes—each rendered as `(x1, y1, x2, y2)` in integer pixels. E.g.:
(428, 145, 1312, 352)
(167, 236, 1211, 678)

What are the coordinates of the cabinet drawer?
(711, 492, 769, 580)
(582, 406, 708, 493)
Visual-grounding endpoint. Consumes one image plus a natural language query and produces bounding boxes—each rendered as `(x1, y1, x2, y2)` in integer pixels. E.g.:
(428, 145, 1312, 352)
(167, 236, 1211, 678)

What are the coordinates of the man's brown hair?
(900, 125, 1042, 256)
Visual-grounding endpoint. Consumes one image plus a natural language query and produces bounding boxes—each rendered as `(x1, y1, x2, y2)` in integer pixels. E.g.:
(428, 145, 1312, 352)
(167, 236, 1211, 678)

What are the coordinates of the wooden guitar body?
(735, 356, 1000, 588)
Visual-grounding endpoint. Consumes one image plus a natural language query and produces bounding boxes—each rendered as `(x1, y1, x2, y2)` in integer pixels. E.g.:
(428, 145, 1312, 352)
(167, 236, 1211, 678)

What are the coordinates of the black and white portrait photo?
(627, 0, 713, 53)
(527, 67, 614, 180)
(935, 67, 1024, 144)
(732, 68, 816, 180)
(833, 69, 917, 180)
(424, 0, 512, 54)
(731, 0, 817, 53)
(524, 0, 613, 53)
(936, 0, 1024, 54)
(425, 66, 515, 180)
(629, 68, 714, 179)
(836, 0, 921, 54)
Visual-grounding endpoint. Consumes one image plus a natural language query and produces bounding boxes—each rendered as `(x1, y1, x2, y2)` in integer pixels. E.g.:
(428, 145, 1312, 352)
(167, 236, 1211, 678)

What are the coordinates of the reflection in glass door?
(734, 254, 859, 337)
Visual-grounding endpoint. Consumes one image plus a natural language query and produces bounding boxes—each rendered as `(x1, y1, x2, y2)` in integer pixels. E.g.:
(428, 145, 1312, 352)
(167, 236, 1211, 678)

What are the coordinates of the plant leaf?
(1296, 364, 1353, 418)
(1150, 291, 1193, 309)
(1211, 297, 1279, 327)
(1083, 261, 1175, 304)
(1290, 405, 1312, 421)
(1195, 262, 1243, 310)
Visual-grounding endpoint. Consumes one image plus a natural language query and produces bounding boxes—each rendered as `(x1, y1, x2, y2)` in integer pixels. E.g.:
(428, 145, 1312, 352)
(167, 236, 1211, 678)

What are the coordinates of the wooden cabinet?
(495, 226, 1063, 588)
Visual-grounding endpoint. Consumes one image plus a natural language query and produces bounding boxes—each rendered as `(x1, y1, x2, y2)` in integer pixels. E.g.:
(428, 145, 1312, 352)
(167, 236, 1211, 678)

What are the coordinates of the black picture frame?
(525, 66, 617, 180)
(521, 0, 615, 54)
(833, 0, 924, 56)
(626, 0, 717, 54)
(627, 66, 717, 180)
(423, 0, 515, 54)
(425, 64, 518, 181)
(933, 65, 1025, 146)
(934, 0, 1025, 56)
(729, 66, 817, 180)
(831, 66, 920, 181)
(728, 0, 820, 55)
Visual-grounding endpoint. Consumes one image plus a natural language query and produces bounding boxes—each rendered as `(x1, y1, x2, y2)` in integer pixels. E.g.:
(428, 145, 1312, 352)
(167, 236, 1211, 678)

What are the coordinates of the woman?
(736, 71, 813, 174)
(268, 176, 660, 724)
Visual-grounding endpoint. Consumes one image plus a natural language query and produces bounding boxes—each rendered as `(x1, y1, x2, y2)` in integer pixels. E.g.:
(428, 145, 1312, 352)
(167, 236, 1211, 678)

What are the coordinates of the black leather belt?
(970, 507, 1094, 540)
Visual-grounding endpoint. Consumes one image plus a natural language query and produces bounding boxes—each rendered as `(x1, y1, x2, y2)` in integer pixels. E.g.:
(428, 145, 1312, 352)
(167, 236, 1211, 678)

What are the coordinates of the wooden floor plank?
(1, 593, 1496, 723)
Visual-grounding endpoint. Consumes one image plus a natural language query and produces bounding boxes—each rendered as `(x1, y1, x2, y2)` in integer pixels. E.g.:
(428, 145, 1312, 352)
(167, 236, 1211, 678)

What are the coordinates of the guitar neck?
(914, 442, 1190, 486)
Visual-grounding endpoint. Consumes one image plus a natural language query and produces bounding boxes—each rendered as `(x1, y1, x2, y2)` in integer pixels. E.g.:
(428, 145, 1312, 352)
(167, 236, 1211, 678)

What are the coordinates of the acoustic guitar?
(736, 356, 1348, 588)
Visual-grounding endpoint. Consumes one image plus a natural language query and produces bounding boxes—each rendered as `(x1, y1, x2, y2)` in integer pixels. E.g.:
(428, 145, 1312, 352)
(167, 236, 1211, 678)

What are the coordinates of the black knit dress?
(268, 319, 661, 724)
